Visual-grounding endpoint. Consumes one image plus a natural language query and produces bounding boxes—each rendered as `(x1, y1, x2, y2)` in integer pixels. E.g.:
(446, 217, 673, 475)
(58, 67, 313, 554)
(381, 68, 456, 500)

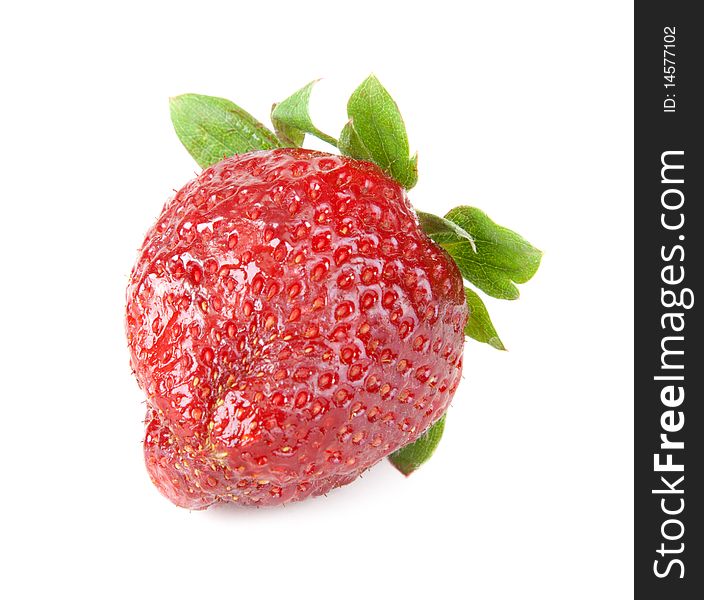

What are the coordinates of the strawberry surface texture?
(126, 148, 467, 508)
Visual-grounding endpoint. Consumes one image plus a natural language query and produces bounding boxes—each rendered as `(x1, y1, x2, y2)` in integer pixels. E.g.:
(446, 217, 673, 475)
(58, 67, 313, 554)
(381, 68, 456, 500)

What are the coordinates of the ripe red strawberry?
(126, 148, 467, 508)
(127, 76, 541, 509)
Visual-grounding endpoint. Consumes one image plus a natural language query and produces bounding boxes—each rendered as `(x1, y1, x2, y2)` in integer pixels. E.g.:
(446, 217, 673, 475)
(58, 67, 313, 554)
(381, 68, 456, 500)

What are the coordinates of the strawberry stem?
(313, 130, 339, 148)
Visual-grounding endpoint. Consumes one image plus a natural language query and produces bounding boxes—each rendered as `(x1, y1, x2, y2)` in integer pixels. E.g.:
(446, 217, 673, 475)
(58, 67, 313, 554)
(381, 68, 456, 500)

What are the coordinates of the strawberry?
(127, 76, 541, 509)
(127, 149, 467, 508)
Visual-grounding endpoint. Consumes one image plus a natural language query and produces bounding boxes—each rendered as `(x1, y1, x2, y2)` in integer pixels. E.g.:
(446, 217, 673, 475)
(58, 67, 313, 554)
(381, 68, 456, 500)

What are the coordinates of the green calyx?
(169, 75, 542, 474)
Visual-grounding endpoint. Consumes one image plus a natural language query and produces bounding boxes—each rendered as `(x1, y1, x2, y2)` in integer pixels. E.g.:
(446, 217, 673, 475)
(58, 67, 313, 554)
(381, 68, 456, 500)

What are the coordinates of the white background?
(1, 1, 633, 598)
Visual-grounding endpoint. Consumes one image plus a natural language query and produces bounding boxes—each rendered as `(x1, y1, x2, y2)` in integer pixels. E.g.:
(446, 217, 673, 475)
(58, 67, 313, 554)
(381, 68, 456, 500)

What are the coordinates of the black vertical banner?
(635, 3, 702, 599)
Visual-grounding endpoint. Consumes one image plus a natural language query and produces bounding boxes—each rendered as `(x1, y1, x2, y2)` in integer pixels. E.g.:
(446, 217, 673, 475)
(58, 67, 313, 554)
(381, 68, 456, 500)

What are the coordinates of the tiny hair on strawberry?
(125, 75, 541, 509)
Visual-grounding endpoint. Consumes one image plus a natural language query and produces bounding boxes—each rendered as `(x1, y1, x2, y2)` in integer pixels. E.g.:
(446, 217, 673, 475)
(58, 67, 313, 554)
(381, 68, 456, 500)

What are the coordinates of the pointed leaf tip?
(464, 287, 506, 350)
(441, 206, 542, 300)
(341, 75, 417, 189)
(389, 415, 446, 476)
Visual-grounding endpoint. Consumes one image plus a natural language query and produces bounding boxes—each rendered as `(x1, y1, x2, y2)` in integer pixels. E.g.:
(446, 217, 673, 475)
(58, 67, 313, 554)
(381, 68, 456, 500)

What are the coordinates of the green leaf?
(270, 103, 305, 147)
(417, 212, 506, 349)
(342, 75, 418, 189)
(338, 120, 373, 162)
(270, 80, 338, 147)
(170, 94, 281, 168)
(441, 206, 542, 300)
(464, 287, 505, 350)
(389, 415, 446, 476)
(416, 210, 476, 250)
